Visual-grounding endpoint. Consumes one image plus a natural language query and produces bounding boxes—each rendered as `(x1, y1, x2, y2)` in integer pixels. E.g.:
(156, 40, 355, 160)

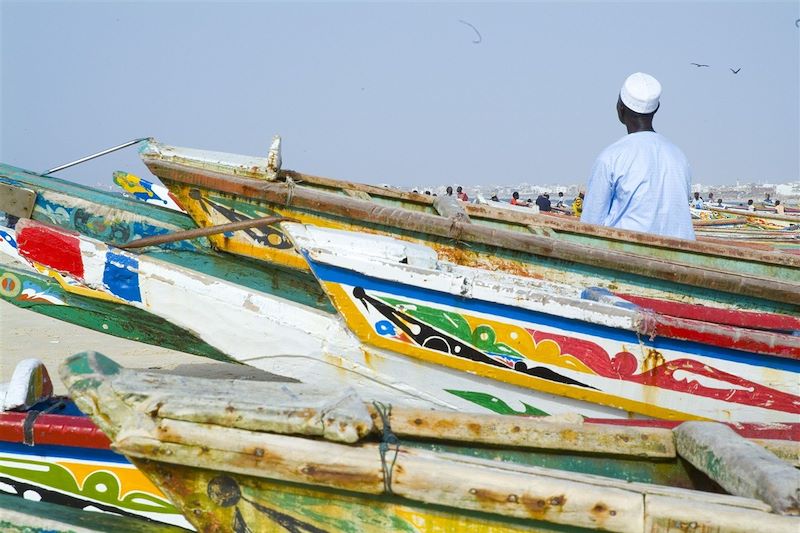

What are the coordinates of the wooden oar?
(117, 215, 296, 249)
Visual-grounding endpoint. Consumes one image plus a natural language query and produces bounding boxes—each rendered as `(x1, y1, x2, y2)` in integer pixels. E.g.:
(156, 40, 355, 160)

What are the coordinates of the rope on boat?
(22, 400, 65, 446)
(42, 137, 151, 175)
(372, 401, 400, 495)
(285, 176, 297, 207)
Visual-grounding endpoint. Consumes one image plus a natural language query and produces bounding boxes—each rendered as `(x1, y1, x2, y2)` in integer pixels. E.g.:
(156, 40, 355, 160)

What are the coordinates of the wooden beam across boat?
(675, 422, 800, 515)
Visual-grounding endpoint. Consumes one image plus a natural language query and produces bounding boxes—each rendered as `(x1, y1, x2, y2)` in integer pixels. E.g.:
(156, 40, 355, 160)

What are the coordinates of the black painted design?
(0, 475, 151, 522)
(352, 287, 597, 390)
(196, 195, 293, 250)
(207, 475, 330, 533)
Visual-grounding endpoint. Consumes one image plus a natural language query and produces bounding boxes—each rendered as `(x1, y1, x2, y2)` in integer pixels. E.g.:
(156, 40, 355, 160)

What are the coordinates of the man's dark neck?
(625, 119, 655, 134)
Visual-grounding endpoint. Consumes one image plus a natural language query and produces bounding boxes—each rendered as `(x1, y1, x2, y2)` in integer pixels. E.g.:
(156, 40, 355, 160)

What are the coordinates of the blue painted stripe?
(0, 441, 129, 464)
(308, 258, 799, 373)
(102, 251, 142, 303)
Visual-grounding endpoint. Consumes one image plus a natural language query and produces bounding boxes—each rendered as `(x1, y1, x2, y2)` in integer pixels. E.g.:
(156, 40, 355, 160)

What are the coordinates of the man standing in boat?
(581, 73, 695, 240)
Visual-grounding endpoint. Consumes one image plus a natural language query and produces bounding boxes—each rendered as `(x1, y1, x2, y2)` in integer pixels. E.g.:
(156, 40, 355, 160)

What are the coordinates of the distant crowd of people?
(411, 184, 587, 215)
(690, 192, 786, 214)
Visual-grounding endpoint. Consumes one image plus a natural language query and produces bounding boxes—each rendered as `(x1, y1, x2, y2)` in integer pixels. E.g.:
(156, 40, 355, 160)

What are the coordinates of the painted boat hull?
(0, 404, 191, 529)
(59, 352, 800, 533)
(287, 224, 799, 422)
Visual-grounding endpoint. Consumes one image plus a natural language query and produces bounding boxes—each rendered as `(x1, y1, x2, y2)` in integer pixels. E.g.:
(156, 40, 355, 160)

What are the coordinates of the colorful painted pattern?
(34, 195, 200, 251)
(312, 261, 799, 422)
(113, 171, 185, 212)
(0, 449, 190, 528)
(171, 189, 308, 269)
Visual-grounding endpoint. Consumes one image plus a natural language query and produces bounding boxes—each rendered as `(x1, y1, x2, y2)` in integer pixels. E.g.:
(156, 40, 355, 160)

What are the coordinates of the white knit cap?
(620, 72, 661, 114)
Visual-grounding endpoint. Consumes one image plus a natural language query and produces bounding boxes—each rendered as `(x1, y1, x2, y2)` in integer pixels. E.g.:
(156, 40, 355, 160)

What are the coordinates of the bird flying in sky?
(690, 63, 710, 67)
(458, 19, 482, 44)
(730, 68, 741, 74)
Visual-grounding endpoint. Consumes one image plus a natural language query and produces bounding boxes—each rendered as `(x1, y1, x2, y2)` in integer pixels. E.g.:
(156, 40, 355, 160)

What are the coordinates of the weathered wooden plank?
(675, 421, 800, 515)
(392, 448, 645, 533)
(693, 216, 749, 227)
(117, 419, 792, 532)
(0, 183, 36, 219)
(710, 206, 800, 224)
(644, 494, 800, 533)
(344, 189, 372, 200)
(415, 447, 774, 513)
(113, 371, 372, 443)
(369, 406, 676, 458)
(751, 439, 800, 467)
(527, 223, 554, 237)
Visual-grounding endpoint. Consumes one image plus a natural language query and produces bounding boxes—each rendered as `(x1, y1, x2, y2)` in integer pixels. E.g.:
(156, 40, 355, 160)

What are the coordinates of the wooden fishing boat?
(0, 162, 331, 311)
(16, 218, 799, 421)
(4, 165, 614, 418)
(690, 207, 800, 253)
(0, 159, 797, 340)
(0, 162, 334, 353)
(0, 359, 192, 529)
(61, 351, 800, 532)
(11, 218, 624, 418)
(139, 139, 800, 318)
(692, 206, 800, 230)
(709, 206, 800, 229)
(285, 223, 799, 422)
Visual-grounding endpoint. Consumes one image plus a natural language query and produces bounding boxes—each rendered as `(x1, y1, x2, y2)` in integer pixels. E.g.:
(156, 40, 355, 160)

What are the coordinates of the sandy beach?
(0, 300, 281, 395)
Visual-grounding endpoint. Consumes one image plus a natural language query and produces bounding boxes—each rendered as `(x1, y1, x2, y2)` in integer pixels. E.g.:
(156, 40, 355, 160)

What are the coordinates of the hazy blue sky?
(2, 1, 798, 189)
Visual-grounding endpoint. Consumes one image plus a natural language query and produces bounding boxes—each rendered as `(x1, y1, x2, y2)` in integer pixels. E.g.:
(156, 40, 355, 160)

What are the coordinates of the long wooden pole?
(693, 217, 749, 227)
(117, 215, 296, 249)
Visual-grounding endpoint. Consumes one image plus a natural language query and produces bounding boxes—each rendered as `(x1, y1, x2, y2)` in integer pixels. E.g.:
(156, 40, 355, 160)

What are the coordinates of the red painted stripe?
(585, 418, 800, 441)
(0, 412, 111, 448)
(653, 315, 800, 360)
(617, 293, 800, 331)
(0, 411, 795, 453)
(16, 219, 84, 279)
